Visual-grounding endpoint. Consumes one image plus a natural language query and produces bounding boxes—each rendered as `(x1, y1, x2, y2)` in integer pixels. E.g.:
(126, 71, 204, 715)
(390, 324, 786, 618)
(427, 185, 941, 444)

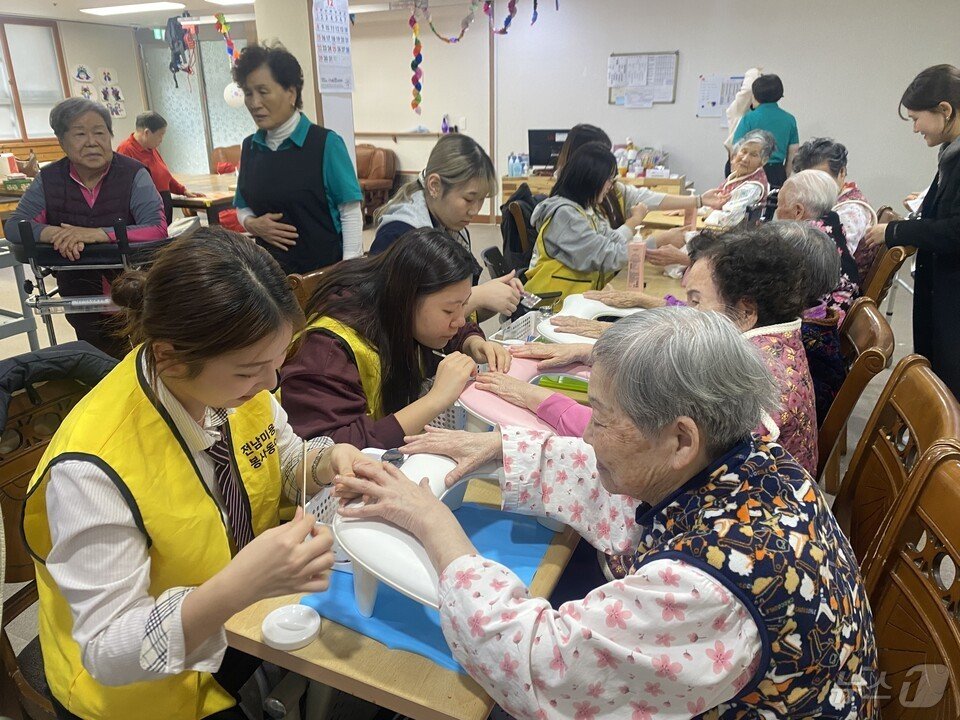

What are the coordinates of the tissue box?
(645, 166, 671, 178)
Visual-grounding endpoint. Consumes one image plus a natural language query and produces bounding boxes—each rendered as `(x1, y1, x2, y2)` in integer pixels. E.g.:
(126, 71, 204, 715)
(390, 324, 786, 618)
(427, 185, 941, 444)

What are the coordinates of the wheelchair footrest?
(26, 295, 118, 315)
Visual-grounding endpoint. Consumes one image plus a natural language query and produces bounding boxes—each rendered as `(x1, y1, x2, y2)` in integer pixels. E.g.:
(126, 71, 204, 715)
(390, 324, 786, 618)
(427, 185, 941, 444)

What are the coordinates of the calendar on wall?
(312, 0, 353, 93)
(607, 51, 679, 106)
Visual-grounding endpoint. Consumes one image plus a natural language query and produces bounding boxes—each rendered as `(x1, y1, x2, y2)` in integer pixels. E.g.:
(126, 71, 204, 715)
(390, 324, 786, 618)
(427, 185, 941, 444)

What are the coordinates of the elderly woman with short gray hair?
(4, 97, 166, 358)
(703, 129, 775, 227)
(336, 307, 879, 719)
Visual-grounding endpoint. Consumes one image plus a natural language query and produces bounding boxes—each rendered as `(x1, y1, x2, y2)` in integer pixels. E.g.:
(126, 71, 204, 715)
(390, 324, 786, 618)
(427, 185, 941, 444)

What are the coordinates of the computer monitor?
(528, 129, 569, 169)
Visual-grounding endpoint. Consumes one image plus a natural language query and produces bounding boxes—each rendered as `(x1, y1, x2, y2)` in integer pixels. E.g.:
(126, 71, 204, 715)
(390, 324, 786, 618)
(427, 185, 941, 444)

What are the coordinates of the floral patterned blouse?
(438, 427, 762, 719)
(742, 320, 818, 475)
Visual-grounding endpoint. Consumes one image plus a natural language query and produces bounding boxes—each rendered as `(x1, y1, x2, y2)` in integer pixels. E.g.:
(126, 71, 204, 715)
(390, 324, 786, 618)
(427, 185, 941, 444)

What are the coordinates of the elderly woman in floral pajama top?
(336, 308, 878, 720)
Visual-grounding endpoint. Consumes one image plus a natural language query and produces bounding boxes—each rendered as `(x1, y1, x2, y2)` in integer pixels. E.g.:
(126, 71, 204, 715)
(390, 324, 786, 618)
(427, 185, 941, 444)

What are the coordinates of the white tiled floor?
(0, 221, 916, 657)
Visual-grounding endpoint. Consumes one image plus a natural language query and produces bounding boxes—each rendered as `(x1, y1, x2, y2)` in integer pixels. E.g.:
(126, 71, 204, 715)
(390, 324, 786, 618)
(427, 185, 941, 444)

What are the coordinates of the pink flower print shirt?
(437, 426, 762, 719)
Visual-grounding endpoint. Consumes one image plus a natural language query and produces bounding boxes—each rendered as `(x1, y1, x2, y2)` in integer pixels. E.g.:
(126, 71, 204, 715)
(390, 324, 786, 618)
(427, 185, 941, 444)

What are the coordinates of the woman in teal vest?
(340, 307, 879, 719)
(22, 227, 368, 720)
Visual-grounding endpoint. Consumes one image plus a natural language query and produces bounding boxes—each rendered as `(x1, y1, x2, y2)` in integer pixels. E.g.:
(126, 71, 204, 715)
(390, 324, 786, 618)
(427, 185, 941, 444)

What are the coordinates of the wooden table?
(608, 257, 684, 299)
(641, 209, 706, 231)
(172, 173, 236, 225)
(502, 174, 686, 199)
(225, 479, 580, 720)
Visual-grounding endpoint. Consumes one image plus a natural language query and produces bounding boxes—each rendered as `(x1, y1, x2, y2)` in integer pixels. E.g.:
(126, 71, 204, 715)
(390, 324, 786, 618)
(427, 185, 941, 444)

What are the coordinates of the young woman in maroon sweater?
(280, 228, 510, 448)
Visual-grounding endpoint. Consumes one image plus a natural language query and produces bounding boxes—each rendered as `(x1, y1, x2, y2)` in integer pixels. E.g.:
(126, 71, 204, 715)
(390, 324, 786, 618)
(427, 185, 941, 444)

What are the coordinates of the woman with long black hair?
(280, 228, 510, 448)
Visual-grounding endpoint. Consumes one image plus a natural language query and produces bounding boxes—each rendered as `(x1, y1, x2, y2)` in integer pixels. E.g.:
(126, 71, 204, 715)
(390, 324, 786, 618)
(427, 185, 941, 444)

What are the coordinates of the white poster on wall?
(313, 0, 353, 93)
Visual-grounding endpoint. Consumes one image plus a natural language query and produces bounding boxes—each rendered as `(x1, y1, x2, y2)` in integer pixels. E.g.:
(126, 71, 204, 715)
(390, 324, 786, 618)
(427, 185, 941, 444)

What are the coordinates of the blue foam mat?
(301, 503, 555, 672)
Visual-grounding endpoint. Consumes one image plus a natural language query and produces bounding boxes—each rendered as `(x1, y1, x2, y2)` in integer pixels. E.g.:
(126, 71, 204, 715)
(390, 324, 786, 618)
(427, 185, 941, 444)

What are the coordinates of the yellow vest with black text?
(524, 207, 614, 306)
(302, 315, 384, 419)
(22, 346, 282, 720)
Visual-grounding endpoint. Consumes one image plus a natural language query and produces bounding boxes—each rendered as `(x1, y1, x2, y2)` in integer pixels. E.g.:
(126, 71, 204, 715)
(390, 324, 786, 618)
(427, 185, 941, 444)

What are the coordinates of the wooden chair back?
(2, 379, 88, 720)
(817, 297, 895, 488)
(863, 439, 960, 717)
(211, 144, 241, 170)
(287, 268, 328, 312)
(833, 355, 960, 563)
(861, 243, 916, 308)
(508, 201, 531, 254)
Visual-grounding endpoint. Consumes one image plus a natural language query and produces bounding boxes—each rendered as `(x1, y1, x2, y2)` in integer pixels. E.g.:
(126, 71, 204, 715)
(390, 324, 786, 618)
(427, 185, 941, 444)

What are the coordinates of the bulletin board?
(607, 51, 679, 107)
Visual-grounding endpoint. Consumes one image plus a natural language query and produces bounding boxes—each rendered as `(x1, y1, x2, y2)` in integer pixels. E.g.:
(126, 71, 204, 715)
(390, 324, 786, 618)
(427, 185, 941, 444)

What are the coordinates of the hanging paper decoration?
(409, 9, 423, 114)
(483, 0, 517, 34)
(423, 0, 481, 44)
(223, 82, 244, 108)
(214, 13, 237, 66)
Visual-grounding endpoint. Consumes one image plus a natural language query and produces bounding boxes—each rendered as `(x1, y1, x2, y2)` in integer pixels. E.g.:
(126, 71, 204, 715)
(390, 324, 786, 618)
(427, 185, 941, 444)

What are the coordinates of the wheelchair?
(8, 218, 195, 350)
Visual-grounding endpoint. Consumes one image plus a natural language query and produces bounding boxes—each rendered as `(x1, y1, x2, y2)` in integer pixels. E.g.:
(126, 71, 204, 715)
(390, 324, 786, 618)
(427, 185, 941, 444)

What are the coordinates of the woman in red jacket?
(116, 111, 204, 223)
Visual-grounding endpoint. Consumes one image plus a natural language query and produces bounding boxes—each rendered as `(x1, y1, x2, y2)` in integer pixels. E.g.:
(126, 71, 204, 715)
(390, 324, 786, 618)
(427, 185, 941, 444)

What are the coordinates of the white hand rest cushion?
(332, 451, 498, 613)
(537, 293, 641, 345)
(458, 357, 590, 432)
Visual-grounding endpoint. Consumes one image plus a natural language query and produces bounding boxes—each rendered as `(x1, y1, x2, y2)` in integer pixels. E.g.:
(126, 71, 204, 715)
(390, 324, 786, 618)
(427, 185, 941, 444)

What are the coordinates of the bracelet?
(310, 444, 329, 485)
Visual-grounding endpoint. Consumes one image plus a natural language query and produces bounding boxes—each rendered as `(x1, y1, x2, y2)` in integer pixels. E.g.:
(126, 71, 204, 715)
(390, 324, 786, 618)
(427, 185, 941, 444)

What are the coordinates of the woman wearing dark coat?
(865, 64, 960, 398)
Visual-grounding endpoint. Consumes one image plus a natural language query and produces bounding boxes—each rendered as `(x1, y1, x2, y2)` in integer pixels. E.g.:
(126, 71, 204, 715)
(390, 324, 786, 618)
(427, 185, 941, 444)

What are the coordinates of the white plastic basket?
(305, 485, 351, 569)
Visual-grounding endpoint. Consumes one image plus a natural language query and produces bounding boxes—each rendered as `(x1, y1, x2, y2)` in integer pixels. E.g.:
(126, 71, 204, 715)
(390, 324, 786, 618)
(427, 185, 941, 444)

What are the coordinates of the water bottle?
(507, 153, 515, 177)
(520, 155, 529, 176)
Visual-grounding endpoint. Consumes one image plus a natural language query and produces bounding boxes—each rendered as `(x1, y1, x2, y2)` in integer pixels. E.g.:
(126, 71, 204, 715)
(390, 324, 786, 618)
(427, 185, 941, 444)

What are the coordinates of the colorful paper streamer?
(409, 10, 423, 114)
(214, 13, 236, 66)
(483, 0, 517, 34)
(423, 0, 481, 44)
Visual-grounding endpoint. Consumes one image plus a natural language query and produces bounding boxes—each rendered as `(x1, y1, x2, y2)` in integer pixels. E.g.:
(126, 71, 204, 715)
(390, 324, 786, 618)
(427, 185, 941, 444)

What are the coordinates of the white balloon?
(223, 82, 245, 109)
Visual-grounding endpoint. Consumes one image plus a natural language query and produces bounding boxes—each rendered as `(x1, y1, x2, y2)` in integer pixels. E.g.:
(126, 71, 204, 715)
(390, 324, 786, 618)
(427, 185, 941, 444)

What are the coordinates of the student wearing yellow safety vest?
(22, 228, 369, 720)
(553, 124, 726, 230)
(280, 228, 511, 449)
(525, 142, 648, 306)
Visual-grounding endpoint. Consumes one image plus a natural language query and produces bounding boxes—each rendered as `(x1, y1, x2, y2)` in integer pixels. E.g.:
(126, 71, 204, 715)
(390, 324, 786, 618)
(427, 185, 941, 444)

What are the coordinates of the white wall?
(351, 6, 491, 174)
(57, 21, 147, 140)
(254, 0, 320, 123)
(351, 0, 956, 208)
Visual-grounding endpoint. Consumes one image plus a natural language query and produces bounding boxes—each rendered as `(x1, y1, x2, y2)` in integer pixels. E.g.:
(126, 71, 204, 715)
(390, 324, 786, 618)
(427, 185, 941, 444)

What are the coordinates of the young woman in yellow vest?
(525, 141, 649, 305)
(22, 227, 369, 720)
(280, 228, 510, 449)
(372, 133, 523, 321)
(553, 124, 726, 230)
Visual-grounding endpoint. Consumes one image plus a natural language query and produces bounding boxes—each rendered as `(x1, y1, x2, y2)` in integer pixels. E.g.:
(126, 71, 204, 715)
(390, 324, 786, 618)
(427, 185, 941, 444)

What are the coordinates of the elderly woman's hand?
(400, 427, 503, 487)
(655, 227, 687, 248)
(549, 316, 612, 339)
(509, 342, 593, 370)
(336, 460, 477, 572)
(700, 188, 729, 210)
(474, 371, 552, 412)
(585, 287, 654, 309)
(647, 245, 690, 268)
(862, 223, 889, 248)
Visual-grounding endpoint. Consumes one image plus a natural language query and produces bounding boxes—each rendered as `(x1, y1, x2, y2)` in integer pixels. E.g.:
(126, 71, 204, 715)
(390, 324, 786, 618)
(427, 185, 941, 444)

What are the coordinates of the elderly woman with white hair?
(775, 169, 859, 282)
(703, 129, 775, 227)
(337, 307, 879, 719)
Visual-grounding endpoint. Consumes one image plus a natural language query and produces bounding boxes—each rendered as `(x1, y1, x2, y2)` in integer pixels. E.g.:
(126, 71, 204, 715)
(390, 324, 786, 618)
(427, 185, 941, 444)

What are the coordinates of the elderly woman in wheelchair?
(4, 97, 166, 358)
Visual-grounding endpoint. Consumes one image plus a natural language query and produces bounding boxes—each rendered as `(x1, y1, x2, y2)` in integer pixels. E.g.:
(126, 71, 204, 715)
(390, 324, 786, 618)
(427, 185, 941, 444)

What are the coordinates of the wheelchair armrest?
(8, 237, 174, 267)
